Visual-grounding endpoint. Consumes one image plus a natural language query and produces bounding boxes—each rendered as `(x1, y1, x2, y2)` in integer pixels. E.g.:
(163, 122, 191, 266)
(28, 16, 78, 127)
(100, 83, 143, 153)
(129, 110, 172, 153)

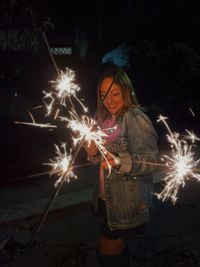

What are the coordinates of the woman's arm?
(117, 109, 160, 176)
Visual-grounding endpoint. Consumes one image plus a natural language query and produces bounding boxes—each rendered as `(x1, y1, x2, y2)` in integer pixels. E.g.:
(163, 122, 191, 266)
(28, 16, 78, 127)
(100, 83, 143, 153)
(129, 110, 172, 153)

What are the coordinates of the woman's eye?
(113, 93, 120, 96)
(100, 92, 119, 98)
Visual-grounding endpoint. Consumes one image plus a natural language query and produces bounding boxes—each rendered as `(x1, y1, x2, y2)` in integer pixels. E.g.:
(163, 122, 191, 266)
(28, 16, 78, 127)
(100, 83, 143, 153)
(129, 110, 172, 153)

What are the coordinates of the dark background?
(1, 0, 200, 182)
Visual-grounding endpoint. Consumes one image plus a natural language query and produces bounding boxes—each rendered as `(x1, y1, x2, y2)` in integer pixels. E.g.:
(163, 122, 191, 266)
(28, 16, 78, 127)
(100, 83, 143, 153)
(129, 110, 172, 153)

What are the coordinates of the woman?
(86, 66, 159, 267)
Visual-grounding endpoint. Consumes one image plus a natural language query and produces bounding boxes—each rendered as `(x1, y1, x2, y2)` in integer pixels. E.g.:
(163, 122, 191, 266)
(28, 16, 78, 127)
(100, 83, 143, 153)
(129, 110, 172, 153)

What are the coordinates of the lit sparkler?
(44, 143, 77, 187)
(51, 68, 81, 106)
(61, 111, 117, 175)
(64, 111, 107, 147)
(43, 68, 87, 118)
(156, 115, 200, 204)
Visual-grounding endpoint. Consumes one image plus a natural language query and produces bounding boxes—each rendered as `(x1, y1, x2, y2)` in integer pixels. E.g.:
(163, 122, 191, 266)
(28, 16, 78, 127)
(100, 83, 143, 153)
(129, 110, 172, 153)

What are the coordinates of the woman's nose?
(105, 94, 113, 104)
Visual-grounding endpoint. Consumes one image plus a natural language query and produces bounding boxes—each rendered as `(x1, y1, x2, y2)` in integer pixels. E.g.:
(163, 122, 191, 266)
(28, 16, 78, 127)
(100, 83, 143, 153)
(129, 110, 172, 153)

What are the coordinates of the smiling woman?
(84, 65, 160, 267)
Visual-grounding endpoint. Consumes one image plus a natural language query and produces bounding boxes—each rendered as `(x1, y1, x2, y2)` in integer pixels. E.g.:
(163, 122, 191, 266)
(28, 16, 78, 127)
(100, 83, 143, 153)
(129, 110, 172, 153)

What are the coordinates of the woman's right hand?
(85, 140, 98, 156)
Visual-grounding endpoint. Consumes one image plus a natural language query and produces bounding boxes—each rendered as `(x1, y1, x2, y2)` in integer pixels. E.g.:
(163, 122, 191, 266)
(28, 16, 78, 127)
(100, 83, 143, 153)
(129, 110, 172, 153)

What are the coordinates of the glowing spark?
(42, 68, 86, 117)
(189, 107, 195, 116)
(103, 125, 117, 132)
(75, 96, 88, 113)
(42, 91, 55, 116)
(62, 111, 116, 175)
(54, 108, 60, 120)
(156, 115, 200, 204)
(14, 110, 57, 128)
(64, 111, 107, 148)
(32, 105, 43, 110)
(185, 129, 200, 143)
(44, 144, 77, 187)
(14, 121, 57, 128)
(51, 68, 80, 106)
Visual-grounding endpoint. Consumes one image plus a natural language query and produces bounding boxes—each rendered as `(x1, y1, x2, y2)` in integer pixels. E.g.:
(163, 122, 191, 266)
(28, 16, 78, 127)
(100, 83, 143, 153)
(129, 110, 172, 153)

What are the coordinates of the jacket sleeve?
(117, 110, 160, 176)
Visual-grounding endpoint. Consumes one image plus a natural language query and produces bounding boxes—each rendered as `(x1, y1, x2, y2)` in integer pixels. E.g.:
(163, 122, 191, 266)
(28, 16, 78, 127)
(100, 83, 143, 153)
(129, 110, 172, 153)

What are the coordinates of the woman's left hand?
(100, 153, 120, 170)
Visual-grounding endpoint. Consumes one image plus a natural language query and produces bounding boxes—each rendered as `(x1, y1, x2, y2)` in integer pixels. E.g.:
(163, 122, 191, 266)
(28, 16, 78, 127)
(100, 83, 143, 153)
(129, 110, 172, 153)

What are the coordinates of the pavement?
(1, 166, 200, 267)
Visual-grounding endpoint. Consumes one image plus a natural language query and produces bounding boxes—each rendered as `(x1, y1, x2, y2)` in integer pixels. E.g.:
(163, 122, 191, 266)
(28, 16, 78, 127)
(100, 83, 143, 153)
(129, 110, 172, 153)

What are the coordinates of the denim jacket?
(89, 107, 159, 231)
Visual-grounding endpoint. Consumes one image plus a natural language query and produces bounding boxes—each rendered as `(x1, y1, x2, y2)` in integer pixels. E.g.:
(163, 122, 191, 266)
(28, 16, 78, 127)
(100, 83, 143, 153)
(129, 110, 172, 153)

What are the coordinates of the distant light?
(50, 47, 72, 55)
(14, 92, 18, 97)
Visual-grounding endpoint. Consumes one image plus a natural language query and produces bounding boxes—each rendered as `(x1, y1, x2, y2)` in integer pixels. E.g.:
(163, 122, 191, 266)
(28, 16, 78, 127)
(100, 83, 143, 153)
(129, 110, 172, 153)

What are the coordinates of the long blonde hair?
(97, 66, 139, 122)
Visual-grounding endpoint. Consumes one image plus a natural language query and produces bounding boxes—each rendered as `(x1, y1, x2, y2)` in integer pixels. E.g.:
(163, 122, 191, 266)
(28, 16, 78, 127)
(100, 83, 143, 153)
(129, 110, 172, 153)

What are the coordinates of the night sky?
(36, 1, 200, 42)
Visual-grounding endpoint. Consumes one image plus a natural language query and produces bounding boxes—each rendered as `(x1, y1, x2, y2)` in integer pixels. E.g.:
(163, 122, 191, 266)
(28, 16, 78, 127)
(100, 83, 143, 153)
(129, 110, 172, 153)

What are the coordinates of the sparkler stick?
(28, 161, 168, 177)
(42, 31, 59, 75)
(29, 136, 85, 248)
(4, 159, 200, 188)
(41, 31, 80, 118)
(28, 32, 83, 248)
(0, 163, 93, 187)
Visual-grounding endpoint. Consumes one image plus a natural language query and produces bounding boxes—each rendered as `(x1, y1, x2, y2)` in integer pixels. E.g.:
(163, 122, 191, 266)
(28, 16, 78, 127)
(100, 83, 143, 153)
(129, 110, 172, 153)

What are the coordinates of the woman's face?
(100, 77, 125, 115)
